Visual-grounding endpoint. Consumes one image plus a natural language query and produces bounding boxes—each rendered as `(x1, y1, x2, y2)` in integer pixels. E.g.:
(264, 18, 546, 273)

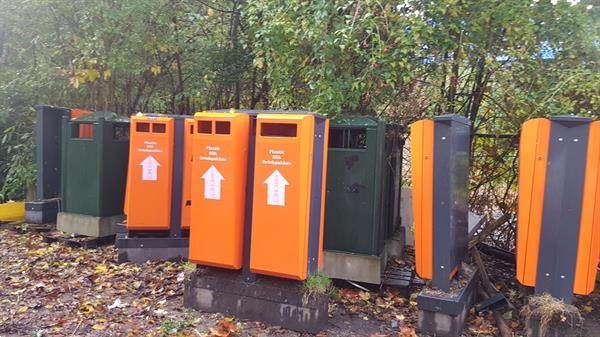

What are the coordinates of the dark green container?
(324, 117, 403, 256)
(60, 112, 130, 217)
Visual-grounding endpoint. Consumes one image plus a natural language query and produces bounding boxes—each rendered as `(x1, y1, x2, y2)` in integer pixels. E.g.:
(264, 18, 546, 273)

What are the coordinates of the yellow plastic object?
(0, 201, 25, 222)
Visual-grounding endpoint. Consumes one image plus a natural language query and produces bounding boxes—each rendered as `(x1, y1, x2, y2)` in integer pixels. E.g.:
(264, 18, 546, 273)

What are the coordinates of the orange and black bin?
(517, 116, 600, 303)
(249, 113, 329, 281)
(116, 113, 194, 263)
(188, 111, 329, 282)
(189, 112, 250, 270)
(410, 115, 471, 291)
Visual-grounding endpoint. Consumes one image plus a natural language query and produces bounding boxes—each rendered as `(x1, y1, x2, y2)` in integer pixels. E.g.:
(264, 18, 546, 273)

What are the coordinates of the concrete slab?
(400, 187, 414, 246)
(25, 199, 60, 224)
(57, 212, 122, 237)
(184, 267, 328, 334)
(322, 249, 386, 284)
(386, 230, 404, 258)
(417, 264, 479, 337)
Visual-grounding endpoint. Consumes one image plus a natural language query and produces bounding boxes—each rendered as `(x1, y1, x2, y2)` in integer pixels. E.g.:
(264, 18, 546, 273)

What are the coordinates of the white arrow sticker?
(140, 155, 160, 181)
(264, 169, 289, 206)
(202, 165, 224, 200)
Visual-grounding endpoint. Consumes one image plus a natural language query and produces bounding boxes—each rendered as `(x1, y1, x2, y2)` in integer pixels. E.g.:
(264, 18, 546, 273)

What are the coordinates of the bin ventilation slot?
(136, 123, 150, 133)
(189, 124, 195, 134)
(152, 123, 166, 133)
(329, 128, 367, 149)
(198, 121, 212, 134)
(261, 123, 297, 137)
(113, 125, 130, 140)
(72, 123, 94, 139)
(215, 121, 231, 135)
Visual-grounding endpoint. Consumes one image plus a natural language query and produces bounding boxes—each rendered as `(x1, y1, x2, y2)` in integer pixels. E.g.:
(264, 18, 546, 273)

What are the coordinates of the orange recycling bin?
(125, 115, 175, 230)
(250, 113, 329, 280)
(517, 117, 600, 301)
(189, 112, 250, 269)
(124, 115, 193, 231)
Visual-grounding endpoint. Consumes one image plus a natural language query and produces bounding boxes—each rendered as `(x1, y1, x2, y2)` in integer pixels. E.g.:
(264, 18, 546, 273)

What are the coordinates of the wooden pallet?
(382, 264, 426, 288)
(0, 221, 55, 232)
(42, 231, 115, 249)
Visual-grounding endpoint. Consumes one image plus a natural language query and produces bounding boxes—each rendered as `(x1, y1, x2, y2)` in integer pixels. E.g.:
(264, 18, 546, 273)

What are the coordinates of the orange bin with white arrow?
(189, 112, 250, 269)
(124, 114, 193, 230)
(250, 113, 329, 280)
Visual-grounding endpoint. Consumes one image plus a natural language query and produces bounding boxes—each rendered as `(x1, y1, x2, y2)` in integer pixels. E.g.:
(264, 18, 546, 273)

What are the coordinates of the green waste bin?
(324, 117, 403, 256)
(61, 111, 130, 217)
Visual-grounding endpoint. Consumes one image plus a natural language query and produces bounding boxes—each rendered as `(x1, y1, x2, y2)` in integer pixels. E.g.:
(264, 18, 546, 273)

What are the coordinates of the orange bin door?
(181, 119, 195, 230)
(573, 121, 600, 295)
(516, 118, 550, 287)
(410, 119, 434, 281)
(250, 114, 316, 280)
(126, 116, 174, 230)
(189, 112, 250, 269)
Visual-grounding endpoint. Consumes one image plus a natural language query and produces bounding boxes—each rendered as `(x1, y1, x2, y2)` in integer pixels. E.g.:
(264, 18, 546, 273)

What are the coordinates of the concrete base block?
(57, 212, 122, 237)
(526, 316, 585, 337)
(322, 249, 386, 284)
(417, 265, 479, 337)
(25, 199, 60, 224)
(524, 296, 584, 337)
(386, 231, 404, 258)
(184, 268, 328, 334)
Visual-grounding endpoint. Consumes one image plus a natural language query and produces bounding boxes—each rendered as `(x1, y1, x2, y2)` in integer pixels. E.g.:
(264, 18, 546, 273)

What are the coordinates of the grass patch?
(159, 316, 194, 337)
(301, 272, 337, 304)
(521, 293, 582, 337)
(181, 261, 196, 280)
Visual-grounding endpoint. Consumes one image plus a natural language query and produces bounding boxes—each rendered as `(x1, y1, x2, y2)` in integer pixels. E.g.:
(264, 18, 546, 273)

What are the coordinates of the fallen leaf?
(92, 323, 106, 330)
(95, 264, 108, 274)
(398, 326, 418, 337)
(358, 291, 371, 301)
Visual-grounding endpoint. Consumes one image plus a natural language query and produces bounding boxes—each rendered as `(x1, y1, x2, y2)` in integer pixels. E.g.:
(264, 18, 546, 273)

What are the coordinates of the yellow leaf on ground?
(92, 324, 106, 330)
(358, 291, 370, 301)
(95, 264, 108, 274)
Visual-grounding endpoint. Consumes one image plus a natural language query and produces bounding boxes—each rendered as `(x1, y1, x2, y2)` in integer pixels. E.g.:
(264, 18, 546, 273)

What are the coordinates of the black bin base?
(417, 264, 479, 337)
(115, 223, 189, 264)
(25, 199, 60, 224)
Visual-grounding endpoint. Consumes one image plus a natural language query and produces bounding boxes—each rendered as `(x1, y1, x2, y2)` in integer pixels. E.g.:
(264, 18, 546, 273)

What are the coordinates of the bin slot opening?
(113, 125, 130, 141)
(198, 121, 212, 134)
(329, 129, 344, 148)
(136, 122, 150, 133)
(215, 121, 231, 135)
(349, 129, 367, 148)
(72, 123, 94, 139)
(328, 128, 367, 149)
(189, 124, 195, 134)
(261, 123, 297, 137)
(152, 123, 166, 133)
(185, 200, 192, 206)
